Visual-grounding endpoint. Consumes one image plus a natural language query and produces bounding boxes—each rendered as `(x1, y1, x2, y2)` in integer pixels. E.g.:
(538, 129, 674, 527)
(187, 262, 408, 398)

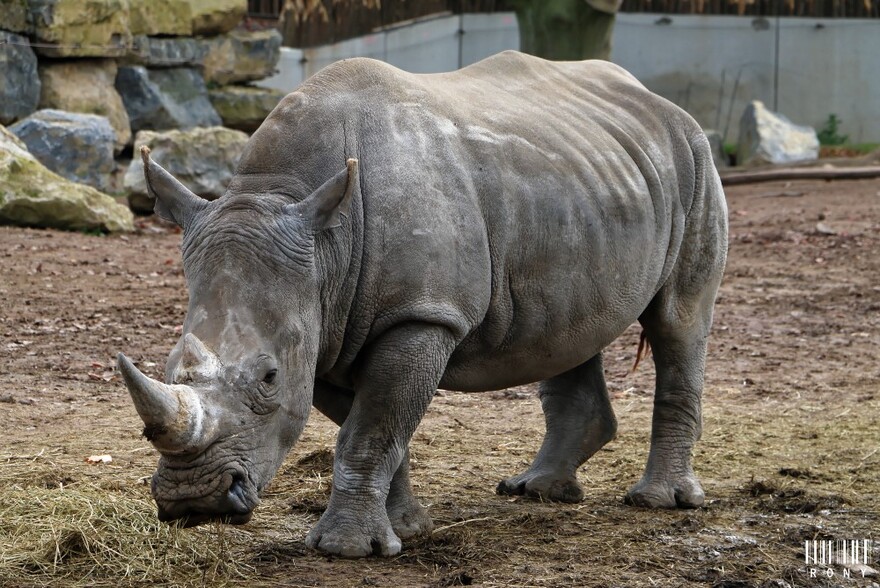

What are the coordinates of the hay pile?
(0, 453, 256, 587)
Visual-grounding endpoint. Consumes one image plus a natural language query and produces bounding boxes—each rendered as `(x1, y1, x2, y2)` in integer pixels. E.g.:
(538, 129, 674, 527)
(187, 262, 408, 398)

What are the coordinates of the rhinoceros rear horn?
(285, 158, 358, 231)
(141, 146, 209, 229)
(117, 352, 206, 453)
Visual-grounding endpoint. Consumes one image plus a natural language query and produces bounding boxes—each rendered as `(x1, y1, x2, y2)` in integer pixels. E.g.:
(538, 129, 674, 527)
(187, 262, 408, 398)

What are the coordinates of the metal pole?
(773, 0, 781, 111)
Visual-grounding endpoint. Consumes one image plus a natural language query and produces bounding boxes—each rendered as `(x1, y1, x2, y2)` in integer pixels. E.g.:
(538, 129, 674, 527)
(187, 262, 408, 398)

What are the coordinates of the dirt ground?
(1, 178, 878, 588)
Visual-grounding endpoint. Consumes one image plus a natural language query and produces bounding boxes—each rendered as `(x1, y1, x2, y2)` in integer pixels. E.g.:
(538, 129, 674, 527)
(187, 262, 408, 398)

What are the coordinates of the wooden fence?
(247, 0, 878, 48)
(619, 0, 880, 17)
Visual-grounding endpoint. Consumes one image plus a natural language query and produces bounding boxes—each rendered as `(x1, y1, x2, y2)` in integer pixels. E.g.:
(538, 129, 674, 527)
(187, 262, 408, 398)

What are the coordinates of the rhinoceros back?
(236, 51, 720, 391)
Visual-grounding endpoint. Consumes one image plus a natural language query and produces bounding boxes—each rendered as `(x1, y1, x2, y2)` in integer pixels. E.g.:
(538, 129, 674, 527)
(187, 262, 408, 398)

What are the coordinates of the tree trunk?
(510, 0, 617, 61)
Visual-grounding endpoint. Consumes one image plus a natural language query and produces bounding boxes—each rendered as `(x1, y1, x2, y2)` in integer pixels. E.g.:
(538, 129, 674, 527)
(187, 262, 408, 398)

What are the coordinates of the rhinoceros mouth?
(154, 472, 258, 527)
(159, 508, 254, 528)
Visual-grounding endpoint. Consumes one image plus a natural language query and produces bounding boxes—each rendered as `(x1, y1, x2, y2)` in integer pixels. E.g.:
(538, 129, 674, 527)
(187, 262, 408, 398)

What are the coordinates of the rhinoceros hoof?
(624, 474, 704, 509)
(496, 472, 584, 503)
(387, 496, 434, 540)
(305, 512, 402, 557)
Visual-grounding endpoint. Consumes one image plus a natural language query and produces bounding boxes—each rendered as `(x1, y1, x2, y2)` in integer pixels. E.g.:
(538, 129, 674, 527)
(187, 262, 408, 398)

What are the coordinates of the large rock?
(116, 66, 222, 133)
(208, 85, 285, 133)
(0, 32, 40, 125)
(38, 59, 131, 154)
(0, 124, 133, 232)
(190, 0, 246, 36)
(28, 0, 132, 58)
(125, 127, 249, 213)
(0, 0, 32, 33)
(738, 101, 819, 167)
(203, 30, 282, 85)
(128, 36, 207, 68)
(128, 0, 192, 36)
(10, 109, 116, 192)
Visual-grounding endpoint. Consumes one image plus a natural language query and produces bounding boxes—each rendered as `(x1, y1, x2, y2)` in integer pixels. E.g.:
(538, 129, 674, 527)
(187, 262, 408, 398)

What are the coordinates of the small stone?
(815, 222, 836, 235)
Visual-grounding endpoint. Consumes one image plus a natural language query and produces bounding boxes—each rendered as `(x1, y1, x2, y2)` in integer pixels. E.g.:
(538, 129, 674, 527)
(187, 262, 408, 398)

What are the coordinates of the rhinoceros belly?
(439, 183, 670, 392)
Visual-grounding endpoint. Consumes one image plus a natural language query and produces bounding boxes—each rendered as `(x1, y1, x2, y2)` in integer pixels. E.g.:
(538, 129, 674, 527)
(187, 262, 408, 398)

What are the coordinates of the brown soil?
(1, 179, 878, 587)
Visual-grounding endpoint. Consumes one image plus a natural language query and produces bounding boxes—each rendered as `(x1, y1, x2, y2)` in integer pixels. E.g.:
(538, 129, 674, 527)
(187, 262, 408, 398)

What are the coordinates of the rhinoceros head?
(118, 147, 357, 526)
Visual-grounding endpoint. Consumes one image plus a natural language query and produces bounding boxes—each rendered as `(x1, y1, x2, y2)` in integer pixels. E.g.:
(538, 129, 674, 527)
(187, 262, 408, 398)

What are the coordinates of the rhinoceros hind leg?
(625, 167, 726, 509)
(623, 315, 710, 510)
(497, 354, 616, 503)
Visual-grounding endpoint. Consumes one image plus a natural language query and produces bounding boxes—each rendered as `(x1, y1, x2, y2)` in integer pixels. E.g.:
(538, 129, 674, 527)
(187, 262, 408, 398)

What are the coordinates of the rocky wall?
(0, 0, 285, 230)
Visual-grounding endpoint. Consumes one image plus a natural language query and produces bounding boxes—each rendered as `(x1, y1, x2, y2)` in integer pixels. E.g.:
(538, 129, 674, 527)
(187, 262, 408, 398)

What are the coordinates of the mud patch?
(1, 178, 879, 586)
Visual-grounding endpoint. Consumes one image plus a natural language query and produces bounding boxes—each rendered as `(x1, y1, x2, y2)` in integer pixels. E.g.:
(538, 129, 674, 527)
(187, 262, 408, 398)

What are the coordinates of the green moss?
(0, 144, 133, 232)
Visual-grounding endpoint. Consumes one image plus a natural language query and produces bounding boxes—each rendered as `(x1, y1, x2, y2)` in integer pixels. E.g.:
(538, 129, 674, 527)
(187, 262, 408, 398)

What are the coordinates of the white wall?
(258, 13, 880, 144)
(256, 13, 520, 93)
(612, 14, 880, 143)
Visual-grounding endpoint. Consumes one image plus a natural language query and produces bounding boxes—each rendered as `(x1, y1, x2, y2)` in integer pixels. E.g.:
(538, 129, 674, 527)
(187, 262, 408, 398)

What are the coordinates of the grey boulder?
(116, 66, 221, 133)
(208, 85, 285, 133)
(10, 109, 116, 192)
(0, 32, 40, 125)
(124, 127, 249, 213)
(0, 123, 133, 232)
(0, 0, 31, 33)
(127, 36, 208, 68)
(37, 59, 132, 154)
(737, 101, 819, 166)
(202, 30, 282, 85)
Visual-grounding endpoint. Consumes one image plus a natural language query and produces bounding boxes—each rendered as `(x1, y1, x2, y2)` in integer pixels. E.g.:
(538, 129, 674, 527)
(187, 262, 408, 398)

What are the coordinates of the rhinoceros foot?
(496, 471, 584, 503)
(624, 471, 704, 509)
(387, 492, 434, 540)
(305, 493, 402, 557)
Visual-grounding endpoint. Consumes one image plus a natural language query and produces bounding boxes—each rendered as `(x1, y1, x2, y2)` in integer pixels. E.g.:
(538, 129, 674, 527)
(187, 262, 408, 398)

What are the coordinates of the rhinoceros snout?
(154, 474, 255, 527)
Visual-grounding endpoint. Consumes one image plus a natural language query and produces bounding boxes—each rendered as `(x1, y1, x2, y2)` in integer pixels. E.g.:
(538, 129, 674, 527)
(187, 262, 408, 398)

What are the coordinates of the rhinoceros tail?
(631, 330, 652, 373)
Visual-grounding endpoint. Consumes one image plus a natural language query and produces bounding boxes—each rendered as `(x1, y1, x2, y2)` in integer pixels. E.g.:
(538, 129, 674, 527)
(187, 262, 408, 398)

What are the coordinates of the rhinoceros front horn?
(117, 353, 206, 454)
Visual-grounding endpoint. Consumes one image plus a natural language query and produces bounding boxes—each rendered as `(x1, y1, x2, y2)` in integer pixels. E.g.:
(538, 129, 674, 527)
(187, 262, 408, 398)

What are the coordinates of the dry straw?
(0, 454, 254, 587)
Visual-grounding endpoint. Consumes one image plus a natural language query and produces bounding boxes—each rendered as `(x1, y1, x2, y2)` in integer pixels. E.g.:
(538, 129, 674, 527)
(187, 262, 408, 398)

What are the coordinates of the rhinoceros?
(117, 51, 728, 557)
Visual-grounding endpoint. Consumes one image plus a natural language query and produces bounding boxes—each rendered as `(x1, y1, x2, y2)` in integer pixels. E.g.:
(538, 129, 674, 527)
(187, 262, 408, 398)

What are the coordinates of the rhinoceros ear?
(141, 146, 208, 229)
(285, 159, 358, 231)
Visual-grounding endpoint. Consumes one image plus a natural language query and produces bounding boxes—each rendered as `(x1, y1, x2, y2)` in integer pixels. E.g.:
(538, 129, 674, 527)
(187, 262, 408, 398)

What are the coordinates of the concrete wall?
(258, 12, 880, 144)
(257, 13, 519, 92)
(612, 14, 880, 143)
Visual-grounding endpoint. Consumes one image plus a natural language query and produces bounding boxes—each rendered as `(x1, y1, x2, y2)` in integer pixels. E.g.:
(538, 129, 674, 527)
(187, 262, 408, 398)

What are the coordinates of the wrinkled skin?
(118, 51, 728, 557)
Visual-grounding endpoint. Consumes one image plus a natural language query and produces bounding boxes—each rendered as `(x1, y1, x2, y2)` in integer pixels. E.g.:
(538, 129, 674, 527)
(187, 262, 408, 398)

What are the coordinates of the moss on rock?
(0, 124, 133, 232)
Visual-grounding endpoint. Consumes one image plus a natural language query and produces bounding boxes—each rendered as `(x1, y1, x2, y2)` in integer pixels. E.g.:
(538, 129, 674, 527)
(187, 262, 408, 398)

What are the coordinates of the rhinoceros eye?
(262, 369, 277, 385)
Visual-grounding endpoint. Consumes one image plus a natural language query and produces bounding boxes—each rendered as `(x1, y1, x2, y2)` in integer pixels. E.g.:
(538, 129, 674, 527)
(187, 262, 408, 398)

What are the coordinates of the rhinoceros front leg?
(311, 380, 433, 540)
(306, 324, 456, 557)
(497, 354, 617, 502)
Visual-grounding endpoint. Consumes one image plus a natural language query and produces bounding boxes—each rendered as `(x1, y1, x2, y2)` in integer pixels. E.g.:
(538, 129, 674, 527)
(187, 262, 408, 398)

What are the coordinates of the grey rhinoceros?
(117, 51, 728, 558)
